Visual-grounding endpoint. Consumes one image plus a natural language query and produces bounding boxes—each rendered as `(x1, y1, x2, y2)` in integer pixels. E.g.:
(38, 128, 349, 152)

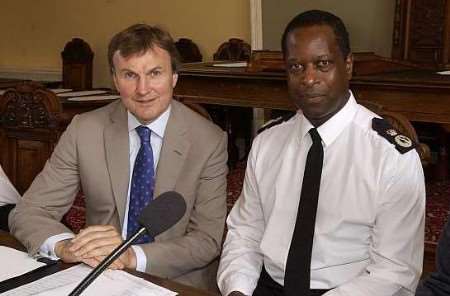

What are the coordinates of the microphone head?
(137, 191, 187, 237)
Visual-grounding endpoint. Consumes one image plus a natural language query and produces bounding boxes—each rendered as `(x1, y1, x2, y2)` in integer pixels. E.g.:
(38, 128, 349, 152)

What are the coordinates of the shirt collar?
(298, 91, 358, 147)
(127, 105, 171, 139)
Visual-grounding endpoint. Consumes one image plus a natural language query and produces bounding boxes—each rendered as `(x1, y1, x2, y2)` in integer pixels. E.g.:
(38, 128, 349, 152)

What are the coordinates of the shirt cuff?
(131, 245, 147, 272)
(220, 277, 257, 296)
(39, 233, 75, 260)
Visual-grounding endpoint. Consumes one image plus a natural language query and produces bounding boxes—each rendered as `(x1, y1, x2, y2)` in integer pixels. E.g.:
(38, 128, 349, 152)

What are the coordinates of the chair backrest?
(359, 100, 431, 165)
(380, 110, 431, 165)
(213, 38, 251, 61)
(175, 38, 202, 63)
(61, 38, 94, 90)
(173, 96, 212, 121)
(0, 82, 63, 193)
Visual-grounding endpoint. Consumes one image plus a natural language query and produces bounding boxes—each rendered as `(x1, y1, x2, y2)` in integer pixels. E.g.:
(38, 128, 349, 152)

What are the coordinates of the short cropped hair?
(108, 23, 180, 74)
(281, 10, 351, 59)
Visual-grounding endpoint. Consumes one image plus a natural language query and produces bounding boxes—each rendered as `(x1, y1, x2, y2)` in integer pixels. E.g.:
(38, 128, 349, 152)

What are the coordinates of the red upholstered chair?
(62, 190, 86, 233)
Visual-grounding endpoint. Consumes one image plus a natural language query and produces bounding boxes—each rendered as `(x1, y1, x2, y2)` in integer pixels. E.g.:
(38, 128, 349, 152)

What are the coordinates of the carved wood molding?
(0, 82, 63, 129)
(213, 38, 251, 61)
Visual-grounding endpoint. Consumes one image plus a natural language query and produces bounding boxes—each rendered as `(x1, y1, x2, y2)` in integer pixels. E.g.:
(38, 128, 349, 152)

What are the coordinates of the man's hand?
(68, 225, 137, 270)
(55, 239, 82, 263)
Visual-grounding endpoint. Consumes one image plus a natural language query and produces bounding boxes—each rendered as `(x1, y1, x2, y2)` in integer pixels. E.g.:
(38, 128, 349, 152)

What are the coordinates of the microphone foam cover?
(137, 191, 187, 237)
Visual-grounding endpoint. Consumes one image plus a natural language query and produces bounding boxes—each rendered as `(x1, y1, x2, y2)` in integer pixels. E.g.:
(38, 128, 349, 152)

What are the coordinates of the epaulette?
(257, 112, 295, 134)
(372, 117, 416, 154)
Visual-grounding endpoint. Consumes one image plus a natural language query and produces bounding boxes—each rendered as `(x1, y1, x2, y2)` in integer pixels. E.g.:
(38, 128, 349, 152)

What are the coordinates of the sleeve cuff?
(131, 245, 147, 272)
(39, 233, 75, 260)
(220, 277, 257, 296)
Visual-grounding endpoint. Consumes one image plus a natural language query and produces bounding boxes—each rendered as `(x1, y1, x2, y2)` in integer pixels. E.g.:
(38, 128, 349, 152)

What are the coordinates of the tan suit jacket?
(9, 99, 228, 290)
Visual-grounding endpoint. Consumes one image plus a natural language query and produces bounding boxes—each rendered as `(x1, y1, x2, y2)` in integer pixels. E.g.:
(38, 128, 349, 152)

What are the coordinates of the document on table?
(57, 90, 108, 97)
(49, 88, 73, 94)
(0, 246, 45, 282)
(67, 95, 120, 101)
(211, 61, 247, 67)
(2, 264, 178, 296)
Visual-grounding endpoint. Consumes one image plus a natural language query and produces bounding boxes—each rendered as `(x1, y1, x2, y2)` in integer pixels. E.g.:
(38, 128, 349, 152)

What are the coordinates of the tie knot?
(136, 126, 151, 144)
(309, 128, 322, 145)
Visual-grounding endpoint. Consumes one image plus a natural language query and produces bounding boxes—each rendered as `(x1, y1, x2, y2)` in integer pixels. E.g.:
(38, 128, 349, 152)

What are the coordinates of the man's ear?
(172, 73, 178, 88)
(112, 70, 119, 90)
(345, 53, 353, 80)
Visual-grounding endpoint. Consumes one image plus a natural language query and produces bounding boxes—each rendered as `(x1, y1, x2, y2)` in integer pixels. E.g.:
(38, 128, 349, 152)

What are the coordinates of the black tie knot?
(309, 128, 322, 145)
(136, 126, 151, 144)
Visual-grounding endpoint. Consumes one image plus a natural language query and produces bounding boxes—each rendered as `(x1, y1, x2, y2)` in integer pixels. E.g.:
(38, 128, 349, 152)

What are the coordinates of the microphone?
(69, 191, 186, 296)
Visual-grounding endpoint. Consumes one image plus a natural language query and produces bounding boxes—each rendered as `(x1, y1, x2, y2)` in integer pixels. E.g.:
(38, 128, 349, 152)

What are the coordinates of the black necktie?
(284, 128, 324, 296)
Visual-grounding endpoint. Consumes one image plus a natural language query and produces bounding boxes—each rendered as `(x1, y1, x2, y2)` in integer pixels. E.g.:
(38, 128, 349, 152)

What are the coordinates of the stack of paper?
(67, 95, 120, 101)
(56, 90, 108, 97)
(2, 264, 178, 296)
(0, 246, 45, 282)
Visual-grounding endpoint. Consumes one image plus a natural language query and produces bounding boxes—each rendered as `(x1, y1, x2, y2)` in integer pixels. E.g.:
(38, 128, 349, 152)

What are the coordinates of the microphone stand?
(69, 227, 147, 296)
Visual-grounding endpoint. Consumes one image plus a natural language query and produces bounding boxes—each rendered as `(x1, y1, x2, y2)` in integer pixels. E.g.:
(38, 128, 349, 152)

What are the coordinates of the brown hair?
(108, 23, 180, 74)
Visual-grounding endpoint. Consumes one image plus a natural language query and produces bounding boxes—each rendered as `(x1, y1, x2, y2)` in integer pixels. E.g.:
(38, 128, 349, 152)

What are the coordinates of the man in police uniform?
(217, 10, 425, 296)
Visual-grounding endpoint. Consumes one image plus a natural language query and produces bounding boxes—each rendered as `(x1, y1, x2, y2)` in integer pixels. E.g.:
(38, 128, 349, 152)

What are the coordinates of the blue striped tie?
(127, 126, 155, 244)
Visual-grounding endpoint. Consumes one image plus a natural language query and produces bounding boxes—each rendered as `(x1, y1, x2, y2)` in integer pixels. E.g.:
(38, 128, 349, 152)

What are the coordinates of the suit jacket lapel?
(154, 101, 190, 197)
(104, 101, 130, 228)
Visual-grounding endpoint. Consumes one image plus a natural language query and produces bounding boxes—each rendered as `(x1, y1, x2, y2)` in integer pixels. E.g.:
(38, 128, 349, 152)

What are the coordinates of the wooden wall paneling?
(392, 0, 450, 68)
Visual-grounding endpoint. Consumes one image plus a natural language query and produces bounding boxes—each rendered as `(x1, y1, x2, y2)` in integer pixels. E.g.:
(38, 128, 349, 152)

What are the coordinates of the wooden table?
(175, 63, 294, 111)
(175, 63, 450, 126)
(0, 230, 216, 296)
(0, 78, 30, 89)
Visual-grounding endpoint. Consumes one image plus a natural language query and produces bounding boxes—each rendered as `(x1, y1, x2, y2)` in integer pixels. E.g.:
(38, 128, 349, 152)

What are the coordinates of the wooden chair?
(61, 38, 94, 90)
(212, 39, 253, 166)
(175, 38, 202, 63)
(213, 38, 251, 61)
(0, 82, 64, 194)
(381, 110, 431, 165)
(173, 96, 212, 121)
(359, 100, 431, 165)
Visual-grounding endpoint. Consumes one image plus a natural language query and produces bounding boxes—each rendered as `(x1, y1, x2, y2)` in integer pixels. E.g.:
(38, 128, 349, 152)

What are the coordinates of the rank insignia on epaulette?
(372, 117, 416, 154)
(257, 112, 295, 134)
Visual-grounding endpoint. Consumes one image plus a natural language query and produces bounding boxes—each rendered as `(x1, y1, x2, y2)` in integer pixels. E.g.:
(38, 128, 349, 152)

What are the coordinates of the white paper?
(3, 264, 178, 296)
(49, 88, 73, 94)
(67, 95, 120, 102)
(0, 165, 20, 206)
(436, 70, 450, 75)
(0, 246, 45, 282)
(57, 90, 108, 97)
(212, 62, 247, 67)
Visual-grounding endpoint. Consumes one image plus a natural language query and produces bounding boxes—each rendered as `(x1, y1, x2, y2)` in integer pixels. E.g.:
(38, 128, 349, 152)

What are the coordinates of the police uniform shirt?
(217, 93, 425, 296)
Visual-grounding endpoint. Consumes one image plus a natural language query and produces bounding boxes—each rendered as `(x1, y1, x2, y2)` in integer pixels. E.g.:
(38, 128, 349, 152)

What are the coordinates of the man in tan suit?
(9, 24, 228, 291)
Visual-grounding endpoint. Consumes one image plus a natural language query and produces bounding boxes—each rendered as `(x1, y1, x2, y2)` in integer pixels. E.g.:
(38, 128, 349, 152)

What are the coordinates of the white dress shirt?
(0, 165, 20, 206)
(217, 93, 425, 296)
(40, 106, 171, 273)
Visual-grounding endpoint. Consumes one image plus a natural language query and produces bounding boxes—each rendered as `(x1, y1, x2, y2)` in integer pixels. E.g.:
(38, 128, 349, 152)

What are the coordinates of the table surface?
(0, 230, 216, 296)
